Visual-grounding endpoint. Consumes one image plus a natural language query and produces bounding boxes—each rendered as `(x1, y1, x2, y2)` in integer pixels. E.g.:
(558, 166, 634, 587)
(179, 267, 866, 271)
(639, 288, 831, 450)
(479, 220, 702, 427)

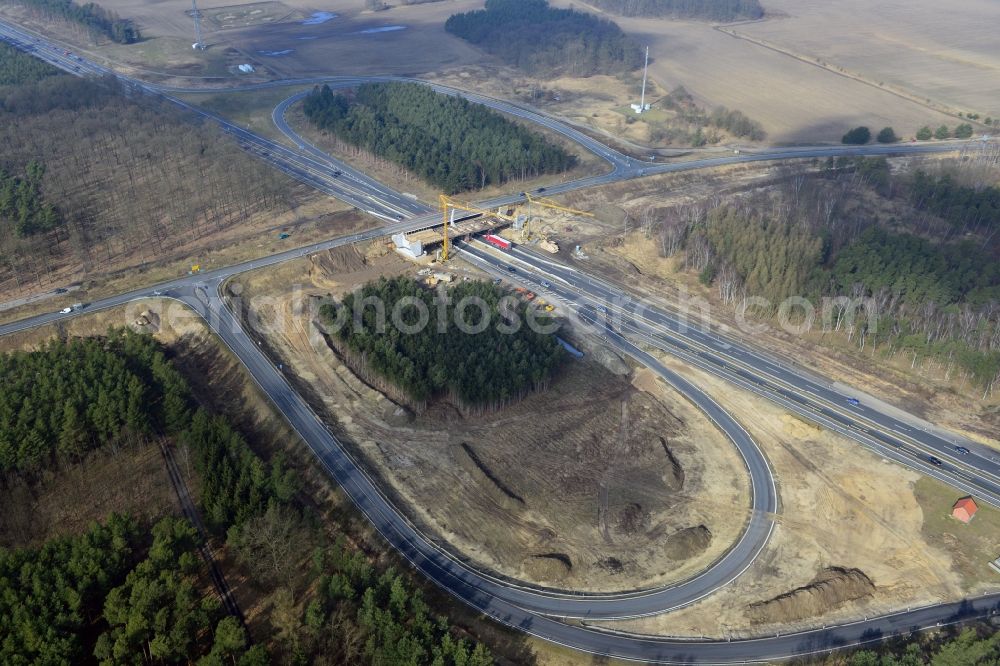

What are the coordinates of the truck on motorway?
(484, 234, 512, 251)
(71, 302, 85, 311)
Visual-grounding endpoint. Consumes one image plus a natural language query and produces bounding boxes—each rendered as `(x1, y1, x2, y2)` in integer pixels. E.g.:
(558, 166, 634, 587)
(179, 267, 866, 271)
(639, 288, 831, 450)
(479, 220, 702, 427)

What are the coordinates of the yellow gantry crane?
(521, 193, 594, 240)
(438, 194, 516, 261)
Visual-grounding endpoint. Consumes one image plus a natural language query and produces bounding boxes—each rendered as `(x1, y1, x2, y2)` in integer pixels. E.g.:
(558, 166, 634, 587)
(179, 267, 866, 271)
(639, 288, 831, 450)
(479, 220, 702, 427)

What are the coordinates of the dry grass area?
(601, 352, 999, 638)
(30, 0, 490, 84)
(176, 85, 316, 141)
(231, 247, 752, 592)
(734, 0, 1000, 121)
(428, 66, 680, 153)
(913, 478, 1000, 590)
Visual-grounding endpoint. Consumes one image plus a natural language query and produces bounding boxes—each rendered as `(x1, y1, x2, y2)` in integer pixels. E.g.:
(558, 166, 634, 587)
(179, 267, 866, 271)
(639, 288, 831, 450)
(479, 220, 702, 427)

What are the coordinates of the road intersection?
(1, 18, 999, 662)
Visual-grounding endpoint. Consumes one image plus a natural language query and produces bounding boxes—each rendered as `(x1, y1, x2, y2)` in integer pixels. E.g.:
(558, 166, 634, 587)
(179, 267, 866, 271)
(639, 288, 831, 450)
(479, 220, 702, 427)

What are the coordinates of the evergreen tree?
(57, 402, 88, 460)
(445, 0, 643, 77)
(842, 126, 871, 144)
(303, 82, 576, 193)
(876, 127, 897, 143)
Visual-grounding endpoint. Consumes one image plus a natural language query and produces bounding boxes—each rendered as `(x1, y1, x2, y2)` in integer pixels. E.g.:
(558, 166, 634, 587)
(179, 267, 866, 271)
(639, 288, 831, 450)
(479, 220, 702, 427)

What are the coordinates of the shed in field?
(951, 497, 979, 523)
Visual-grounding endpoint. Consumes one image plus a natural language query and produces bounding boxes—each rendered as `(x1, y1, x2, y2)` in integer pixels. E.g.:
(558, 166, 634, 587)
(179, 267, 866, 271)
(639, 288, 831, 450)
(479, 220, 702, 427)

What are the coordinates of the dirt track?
(605, 350, 998, 638)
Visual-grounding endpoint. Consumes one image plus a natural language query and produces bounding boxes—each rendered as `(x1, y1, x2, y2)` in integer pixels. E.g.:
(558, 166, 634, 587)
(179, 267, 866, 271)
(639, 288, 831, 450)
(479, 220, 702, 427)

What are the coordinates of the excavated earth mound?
(748, 566, 875, 624)
(663, 525, 713, 561)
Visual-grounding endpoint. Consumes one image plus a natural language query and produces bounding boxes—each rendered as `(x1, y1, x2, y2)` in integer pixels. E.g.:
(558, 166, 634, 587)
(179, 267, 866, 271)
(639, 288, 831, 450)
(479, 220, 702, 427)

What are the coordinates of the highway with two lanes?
(2, 17, 1000, 662)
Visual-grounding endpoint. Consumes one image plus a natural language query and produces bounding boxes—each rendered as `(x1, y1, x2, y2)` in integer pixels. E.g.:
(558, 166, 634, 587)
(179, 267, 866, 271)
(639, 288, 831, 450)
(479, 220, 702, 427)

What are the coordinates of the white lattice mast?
(191, 0, 205, 50)
(640, 45, 649, 110)
(631, 46, 650, 114)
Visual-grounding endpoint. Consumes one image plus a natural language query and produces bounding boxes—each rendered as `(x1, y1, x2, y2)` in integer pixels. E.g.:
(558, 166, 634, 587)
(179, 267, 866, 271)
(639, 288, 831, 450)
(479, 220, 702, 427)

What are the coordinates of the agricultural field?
(13, 0, 994, 144)
(566, 6, 960, 143)
(734, 0, 1000, 122)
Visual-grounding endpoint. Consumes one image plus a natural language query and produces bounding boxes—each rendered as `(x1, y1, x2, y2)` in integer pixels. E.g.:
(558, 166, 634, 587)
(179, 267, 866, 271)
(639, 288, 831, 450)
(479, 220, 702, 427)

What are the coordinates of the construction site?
(225, 246, 752, 593)
(389, 193, 590, 262)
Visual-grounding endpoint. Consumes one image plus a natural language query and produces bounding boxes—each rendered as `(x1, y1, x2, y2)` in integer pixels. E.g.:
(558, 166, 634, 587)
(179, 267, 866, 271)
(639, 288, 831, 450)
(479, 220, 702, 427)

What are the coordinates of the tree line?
(0, 71, 300, 297)
(320, 276, 565, 411)
(303, 539, 493, 664)
(13, 0, 140, 43)
(0, 513, 264, 664)
(0, 328, 299, 529)
(917, 124, 976, 141)
(303, 82, 575, 193)
(0, 160, 62, 237)
(586, 0, 763, 20)
(445, 0, 644, 77)
(183, 409, 298, 534)
(0, 41, 60, 85)
(846, 627, 999, 665)
(647, 158, 1000, 393)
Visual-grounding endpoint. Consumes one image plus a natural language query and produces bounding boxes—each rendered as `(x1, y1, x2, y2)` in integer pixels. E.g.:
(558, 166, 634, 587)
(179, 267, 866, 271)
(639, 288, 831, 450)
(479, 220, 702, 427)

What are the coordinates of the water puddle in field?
(258, 49, 294, 56)
(302, 12, 336, 25)
(354, 25, 406, 34)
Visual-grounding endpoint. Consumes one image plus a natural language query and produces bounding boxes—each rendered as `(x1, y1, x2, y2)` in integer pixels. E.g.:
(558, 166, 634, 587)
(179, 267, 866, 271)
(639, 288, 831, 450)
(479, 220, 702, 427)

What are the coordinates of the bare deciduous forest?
(643, 158, 1000, 394)
(0, 73, 310, 297)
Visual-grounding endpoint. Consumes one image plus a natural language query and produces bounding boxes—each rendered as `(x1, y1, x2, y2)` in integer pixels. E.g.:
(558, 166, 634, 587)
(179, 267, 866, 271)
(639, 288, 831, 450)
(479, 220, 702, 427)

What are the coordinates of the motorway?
(140, 282, 1000, 664)
(457, 242, 1000, 511)
(2, 16, 1000, 662)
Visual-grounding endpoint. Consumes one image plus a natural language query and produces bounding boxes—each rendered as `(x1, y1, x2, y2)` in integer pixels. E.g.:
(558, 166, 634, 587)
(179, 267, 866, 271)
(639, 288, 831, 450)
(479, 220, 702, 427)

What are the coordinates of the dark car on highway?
(928, 456, 944, 466)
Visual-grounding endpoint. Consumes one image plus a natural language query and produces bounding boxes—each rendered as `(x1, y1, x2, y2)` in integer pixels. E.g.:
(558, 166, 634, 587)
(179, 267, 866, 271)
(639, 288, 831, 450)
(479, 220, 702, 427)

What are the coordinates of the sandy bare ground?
(601, 351, 1000, 638)
(231, 249, 753, 592)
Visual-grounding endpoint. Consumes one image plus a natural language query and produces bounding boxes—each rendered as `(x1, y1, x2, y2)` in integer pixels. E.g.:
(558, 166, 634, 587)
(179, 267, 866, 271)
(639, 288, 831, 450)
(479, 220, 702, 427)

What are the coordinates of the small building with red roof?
(951, 497, 979, 524)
